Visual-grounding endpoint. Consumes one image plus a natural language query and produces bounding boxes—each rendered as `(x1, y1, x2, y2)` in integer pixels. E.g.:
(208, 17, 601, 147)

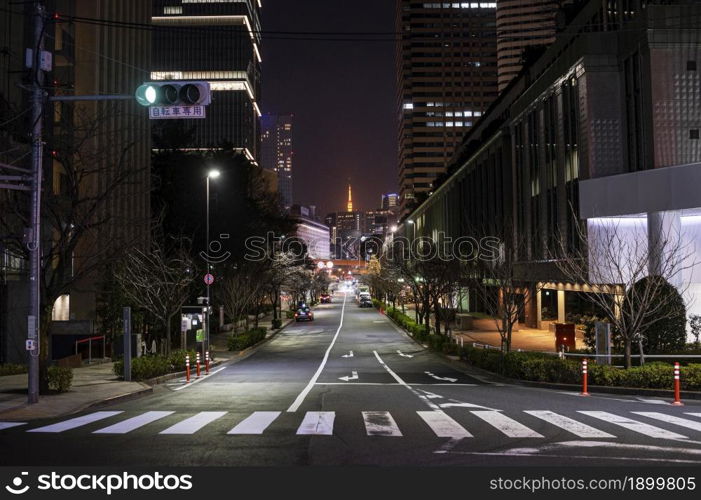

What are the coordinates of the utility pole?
(27, 1, 46, 404)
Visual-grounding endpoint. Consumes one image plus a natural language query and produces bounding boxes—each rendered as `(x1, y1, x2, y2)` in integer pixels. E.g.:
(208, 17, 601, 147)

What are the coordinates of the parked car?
(358, 291, 371, 302)
(320, 293, 332, 303)
(295, 307, 314, 322)
(358, 297, 373, 308)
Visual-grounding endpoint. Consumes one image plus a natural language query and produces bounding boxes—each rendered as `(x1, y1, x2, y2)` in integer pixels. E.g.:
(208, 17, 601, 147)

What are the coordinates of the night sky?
(262, 0, 397, 217)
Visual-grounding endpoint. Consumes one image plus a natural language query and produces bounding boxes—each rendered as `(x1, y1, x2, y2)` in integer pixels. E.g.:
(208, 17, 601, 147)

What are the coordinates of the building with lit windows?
(396, 1, 499, 216)
(151, 0, 262, 161)
(496, 1, 575, 92)
(398, 0, 701, 334)
(261, 113, 294, 210)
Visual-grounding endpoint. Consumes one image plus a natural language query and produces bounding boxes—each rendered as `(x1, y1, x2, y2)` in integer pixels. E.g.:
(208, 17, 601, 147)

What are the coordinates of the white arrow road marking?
(418, 411, 472, 438)
(160, 411, 227, 435)
(341, 351, 354, 358)
(363, 411, 403, 436)
(471, 411, 544, 438)
(28, 411, 123, 433)
(228, 411, 281, 435)
(425, 371, 457, 383)
(93, 411, 174, 434)
(297, 411, 335, 435)
(578, 411, 687, 439)
(0, 422, 26, 431)
(339, 371, 359, 382)
(524, 411, 615, 438)
(397, 350, 413, 358)
(633, 412, 701, 432)
(417, 389, 443, 399)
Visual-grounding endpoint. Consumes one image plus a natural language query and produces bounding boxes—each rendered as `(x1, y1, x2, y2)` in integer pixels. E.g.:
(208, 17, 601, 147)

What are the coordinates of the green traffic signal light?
(135, 84, 158, 106)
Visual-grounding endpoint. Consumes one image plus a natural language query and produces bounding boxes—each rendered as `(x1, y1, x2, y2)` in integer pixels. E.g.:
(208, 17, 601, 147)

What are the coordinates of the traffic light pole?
(27, 1, 46, 405)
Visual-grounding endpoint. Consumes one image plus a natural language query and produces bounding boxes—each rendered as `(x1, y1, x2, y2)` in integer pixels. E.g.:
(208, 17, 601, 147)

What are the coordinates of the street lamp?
(205, 169, 220, 357)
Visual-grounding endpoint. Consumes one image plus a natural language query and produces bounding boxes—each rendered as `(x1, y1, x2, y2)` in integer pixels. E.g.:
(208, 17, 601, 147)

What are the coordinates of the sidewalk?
(0, 362, 151, 421)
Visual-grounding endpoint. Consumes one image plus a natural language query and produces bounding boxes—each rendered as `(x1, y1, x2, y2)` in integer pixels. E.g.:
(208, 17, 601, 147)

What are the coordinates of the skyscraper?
(151, 0, 262, 160)
(396, 1, 499, 216)
(261, 113, 294, 210)
(496, 0, 566, 92)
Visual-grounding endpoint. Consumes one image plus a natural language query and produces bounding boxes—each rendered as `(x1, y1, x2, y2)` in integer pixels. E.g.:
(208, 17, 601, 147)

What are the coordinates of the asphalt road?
(2, 291, 701, 466)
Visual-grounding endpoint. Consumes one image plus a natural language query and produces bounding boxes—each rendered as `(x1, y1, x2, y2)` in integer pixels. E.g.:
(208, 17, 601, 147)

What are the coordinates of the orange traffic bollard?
(581, 358, 590, 396)
(672, 362, 683, 406)
(185, 355, 190, 383)
(196, 352, 201, 378)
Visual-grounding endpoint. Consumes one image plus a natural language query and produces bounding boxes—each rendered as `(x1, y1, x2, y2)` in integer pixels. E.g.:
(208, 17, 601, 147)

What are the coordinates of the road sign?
(196, 329, 205, 342)
(149, 105, 206, 120)
(204, 273, 215, 285)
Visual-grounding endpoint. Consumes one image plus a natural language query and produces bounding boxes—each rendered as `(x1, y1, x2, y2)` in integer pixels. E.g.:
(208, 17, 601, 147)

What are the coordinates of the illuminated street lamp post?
(205, 169, 220, 356)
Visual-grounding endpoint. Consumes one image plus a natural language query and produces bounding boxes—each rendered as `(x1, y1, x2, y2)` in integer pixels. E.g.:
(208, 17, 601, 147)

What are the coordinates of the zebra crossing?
(4, 409, 701, 442)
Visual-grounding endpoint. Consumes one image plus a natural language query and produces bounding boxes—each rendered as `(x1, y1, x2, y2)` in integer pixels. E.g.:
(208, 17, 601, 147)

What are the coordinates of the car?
(320, 293, 332, 304)
(357, 291, 371, 302)
(294, 307, 314, 322)
(358, 297, 373, 308)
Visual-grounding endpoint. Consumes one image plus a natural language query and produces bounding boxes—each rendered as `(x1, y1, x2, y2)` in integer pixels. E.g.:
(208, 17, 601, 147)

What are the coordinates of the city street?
(1, 292, 701, 467)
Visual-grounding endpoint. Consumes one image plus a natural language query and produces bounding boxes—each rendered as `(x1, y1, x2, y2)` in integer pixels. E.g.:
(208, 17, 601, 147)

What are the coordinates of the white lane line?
(471, 411, 544, 438)
(578, 411, 687, 439)
(524, 410, 615, 438)
(418, 411, 472, 438)
(362, 411, 403, 437)
(172, 366, 227, 391)
(373, 350, 440, 411)
(160, 411, 227, 435)
(633, 412, 701, 432)
(313, 383, 477, 386)
(287, 293, 347, 413)
(28, 411, 123, 433)
(686, 413, 701, 418)
(0, 422, 26, 431)
(296, 411, 335, 435)
(227, 411, 281, 435)
(93, 411, 174, 434)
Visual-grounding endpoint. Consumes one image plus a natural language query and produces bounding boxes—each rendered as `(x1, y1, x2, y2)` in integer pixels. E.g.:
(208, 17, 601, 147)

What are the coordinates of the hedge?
(113, 349, 198, 381)
(461, 346, 701, 391)
(47, 366, 73, 392)
(0, 364, 27, 377)
(227, 327, 267, 351)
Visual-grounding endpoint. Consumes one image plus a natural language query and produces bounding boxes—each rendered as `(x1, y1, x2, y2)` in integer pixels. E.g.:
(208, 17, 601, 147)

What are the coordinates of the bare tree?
(555, 217, 694, 368)
(218, 259, 269, 333)
(115, 239, 194, 355)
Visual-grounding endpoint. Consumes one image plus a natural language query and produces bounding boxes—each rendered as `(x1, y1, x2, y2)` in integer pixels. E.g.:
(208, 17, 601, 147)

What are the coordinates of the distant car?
(320, 293, 332, 303)
(358, 297, 373, 308)
(295, 307, 314, 322)
(358, 291, 371, 302)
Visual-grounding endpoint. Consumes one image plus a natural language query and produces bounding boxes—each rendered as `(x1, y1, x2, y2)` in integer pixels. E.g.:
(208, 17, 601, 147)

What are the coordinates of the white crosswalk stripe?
(15, 409, 701, 442)
(296, 411, 335, 435)
(227, 411, 280, 435)
(417, 411, 472, 438)
(363, 411, 402, 436)
(0, 422, 26, 431)
(160, 412, 227, 435)
(633, 412, 701, 432)
(524, 411, 616, 438)
(470, 411, 544, 438)
(578, 411, 688, 439)
(93, 411, 174, 434)
(28, 411, 123, 433)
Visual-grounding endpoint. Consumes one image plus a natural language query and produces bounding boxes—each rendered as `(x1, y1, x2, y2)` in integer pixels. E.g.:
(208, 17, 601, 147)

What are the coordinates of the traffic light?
(135, 81, 211, 107)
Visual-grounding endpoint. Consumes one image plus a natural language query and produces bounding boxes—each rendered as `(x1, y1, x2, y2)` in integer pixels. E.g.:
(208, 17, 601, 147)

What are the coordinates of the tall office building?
(496, 0, 568, 92)
(261, 113, 294, 210)
(396, 1, 499, 216)
(151, 0, 262, 161)
(0, 0, 151, 362)
(381, 193, 399, 210)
